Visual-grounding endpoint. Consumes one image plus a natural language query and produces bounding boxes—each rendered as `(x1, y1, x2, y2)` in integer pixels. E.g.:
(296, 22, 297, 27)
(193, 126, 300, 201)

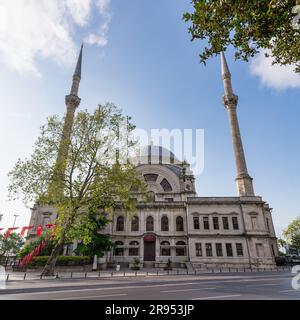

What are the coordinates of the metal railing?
(1, 266, 293, 282)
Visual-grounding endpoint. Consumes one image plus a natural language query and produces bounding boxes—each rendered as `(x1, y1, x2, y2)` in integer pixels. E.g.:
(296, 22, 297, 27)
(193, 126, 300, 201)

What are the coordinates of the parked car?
(286, 255, 300, 265)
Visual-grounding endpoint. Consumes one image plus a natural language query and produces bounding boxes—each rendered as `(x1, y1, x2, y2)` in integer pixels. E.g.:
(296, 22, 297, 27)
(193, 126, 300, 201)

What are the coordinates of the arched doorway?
(144, 234, 156, 261)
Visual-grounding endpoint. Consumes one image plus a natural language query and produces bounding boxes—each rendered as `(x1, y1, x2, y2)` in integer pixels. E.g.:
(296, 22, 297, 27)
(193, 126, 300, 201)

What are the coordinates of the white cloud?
(250, 50, 300, 90)
(0, 0, 111, 76)
(85, 0, 111, 47)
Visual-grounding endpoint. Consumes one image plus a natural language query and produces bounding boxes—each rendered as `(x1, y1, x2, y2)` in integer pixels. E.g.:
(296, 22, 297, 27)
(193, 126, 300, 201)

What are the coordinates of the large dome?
(135, 144, 181, 165)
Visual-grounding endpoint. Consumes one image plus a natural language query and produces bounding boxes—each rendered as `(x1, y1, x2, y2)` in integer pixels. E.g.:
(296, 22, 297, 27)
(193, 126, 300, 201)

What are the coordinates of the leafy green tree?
(283, 216, 300, 240)
(184, 0, 300, 73)
(0, 233, 24, 260)
(73, 207, 112, 258)
(291, 233, 300, 252)
(8, 104, 146, 276)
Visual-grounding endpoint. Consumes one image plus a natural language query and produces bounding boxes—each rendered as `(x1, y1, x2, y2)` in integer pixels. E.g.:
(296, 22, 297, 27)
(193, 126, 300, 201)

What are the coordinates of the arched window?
(161, 216, 169, 232)
(146, 216, 154, 232)
(161, 241, 171, 256)
(129, 241, 139, 256)
(176, 216, 184, 232)
(114, 241, 124, 256)
(160, 178, 173, 192)
(116, 216, 124, 231)
(131, 216, 139, 232)
(144, 174, 158, 182)
(176, 241, 186, 256)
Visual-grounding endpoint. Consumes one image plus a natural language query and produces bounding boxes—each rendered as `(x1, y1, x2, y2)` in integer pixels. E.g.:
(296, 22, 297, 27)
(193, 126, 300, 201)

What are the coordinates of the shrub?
(27, 256, 92, 268)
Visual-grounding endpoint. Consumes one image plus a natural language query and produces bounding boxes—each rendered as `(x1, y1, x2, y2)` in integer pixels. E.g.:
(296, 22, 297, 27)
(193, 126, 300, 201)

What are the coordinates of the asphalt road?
(0, 272, 299, 300)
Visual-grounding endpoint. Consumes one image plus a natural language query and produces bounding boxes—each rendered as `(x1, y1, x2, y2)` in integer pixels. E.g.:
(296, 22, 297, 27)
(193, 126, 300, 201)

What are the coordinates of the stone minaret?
(48, 44, 83, 198)
(221, 52, 255, 197)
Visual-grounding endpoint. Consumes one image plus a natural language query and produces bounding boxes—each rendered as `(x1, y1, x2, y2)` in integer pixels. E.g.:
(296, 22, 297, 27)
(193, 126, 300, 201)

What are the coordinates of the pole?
(12, 215, 20, 228)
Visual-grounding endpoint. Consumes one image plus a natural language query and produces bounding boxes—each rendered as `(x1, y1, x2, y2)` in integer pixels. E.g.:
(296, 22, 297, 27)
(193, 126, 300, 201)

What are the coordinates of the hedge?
(27, 256, 92, 267)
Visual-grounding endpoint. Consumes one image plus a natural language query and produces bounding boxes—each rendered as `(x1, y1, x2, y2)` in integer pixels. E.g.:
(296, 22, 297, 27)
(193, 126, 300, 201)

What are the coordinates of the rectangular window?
(216, 243, 223, 257)
(205, 243, 213, 257)
(232, 217, 239, 230)
(129, 248, 139, 256)
(213, 217, 219, 230)
(203, 217, 210, 230)
(193, 217, 200, 230)
(236, 243, 244, 256)
(222, 217, 229, 230)
(226, 243, 233, 257)
(195, 243, 202, 257)
(266, 218, 270, 232)
(251, 217, 258, 230)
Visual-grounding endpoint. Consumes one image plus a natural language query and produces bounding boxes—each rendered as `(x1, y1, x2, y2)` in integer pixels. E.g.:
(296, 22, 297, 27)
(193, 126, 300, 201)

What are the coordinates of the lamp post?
(12, 215, 20, 228)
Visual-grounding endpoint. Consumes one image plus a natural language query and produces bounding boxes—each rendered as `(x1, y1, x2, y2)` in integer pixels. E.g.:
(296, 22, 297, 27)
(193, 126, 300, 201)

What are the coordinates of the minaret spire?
(70, 43, 83, 96)
(221, 52, 255, 197)
(48, 45, 84, 199)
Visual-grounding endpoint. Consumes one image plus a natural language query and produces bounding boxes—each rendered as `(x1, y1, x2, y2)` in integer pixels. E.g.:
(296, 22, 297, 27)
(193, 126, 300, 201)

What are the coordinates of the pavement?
(0, 271, 299, 300)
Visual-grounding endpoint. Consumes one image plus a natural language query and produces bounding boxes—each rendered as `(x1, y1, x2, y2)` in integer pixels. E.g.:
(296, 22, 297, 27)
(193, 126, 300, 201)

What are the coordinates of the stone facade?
(28, 50, 278, 269)
(98, 147, 278, 269)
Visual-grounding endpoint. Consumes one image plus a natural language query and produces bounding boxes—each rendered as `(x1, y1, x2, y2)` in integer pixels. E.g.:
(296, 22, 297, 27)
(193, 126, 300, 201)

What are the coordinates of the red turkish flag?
(36, 225, 43, 237)
(21, 226, 34, 237)
(4, 227, 19, 239)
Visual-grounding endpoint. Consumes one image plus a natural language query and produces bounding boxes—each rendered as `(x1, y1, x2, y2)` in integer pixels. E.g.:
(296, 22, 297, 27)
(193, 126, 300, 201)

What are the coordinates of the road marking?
(246, 284, 281, 288)
(193, 294, 241, 300)
(56, 293, 128, 300)
(161, 288, 216, 293)
(279, 289, 300, 293)
(1, 275, 292, 297)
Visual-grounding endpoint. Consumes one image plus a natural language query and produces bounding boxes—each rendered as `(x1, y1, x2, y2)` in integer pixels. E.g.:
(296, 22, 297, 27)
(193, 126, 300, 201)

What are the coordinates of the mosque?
(29, 47, 278, 269)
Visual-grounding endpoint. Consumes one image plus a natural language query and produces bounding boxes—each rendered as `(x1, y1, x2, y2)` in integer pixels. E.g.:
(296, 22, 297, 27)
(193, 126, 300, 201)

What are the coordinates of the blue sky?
(0, 0, 299, 236)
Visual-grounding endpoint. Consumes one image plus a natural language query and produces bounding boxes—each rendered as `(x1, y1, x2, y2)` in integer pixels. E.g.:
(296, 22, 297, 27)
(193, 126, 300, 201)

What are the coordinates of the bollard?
(111, 272, 113, 277)
(220, 268, 222, 273)
(124, 272, 126, 277)
(98, 271, 101, 277)
(157, 270, 158, 276)
(71, 272, 73, 279)
(6, 274, 9, 281)
(135, 272, 137, 277)
(85, 272, 87, 278)
(24, 273, 26, 280)
(177, 269, 179, 275)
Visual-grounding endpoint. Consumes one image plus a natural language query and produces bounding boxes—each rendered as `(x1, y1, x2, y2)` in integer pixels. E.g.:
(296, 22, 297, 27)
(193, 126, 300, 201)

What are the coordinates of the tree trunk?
(41, 236, 65, 276)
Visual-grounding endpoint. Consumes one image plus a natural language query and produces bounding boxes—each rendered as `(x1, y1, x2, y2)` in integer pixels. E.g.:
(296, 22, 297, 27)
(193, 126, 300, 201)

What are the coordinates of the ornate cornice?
(65, 94, 81, 110)
(223, 94, 238, 109)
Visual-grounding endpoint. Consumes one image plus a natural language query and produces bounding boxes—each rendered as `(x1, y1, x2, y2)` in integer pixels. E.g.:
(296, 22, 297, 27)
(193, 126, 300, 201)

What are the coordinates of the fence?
(2, 266, 293, 282)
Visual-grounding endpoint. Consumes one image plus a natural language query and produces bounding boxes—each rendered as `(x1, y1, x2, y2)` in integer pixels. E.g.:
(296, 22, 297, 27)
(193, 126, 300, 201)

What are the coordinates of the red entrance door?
(144, 235, 156, 261)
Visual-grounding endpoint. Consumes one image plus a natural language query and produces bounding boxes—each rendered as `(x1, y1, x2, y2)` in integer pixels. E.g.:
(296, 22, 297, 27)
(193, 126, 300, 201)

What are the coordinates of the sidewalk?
(3, 266, 292, 282)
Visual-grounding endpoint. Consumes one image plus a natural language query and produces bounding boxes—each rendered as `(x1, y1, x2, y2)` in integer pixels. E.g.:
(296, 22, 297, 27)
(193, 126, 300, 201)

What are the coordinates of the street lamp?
(12, 214, 20, 228)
